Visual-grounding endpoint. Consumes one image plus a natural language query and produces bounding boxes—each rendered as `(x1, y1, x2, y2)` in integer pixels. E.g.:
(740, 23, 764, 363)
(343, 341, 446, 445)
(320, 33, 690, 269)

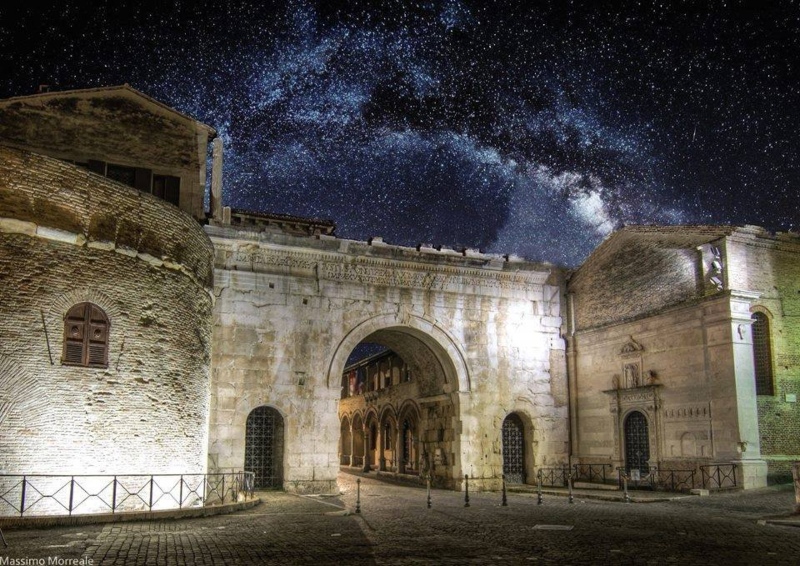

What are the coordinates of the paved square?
(1, 473, 798, 565)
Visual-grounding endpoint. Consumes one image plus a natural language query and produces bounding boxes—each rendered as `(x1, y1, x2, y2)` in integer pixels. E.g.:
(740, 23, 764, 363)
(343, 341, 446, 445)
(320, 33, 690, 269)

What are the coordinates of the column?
(362, 426, 370, 472)
(348, 424, 355, 466)
(378, 425, 386, 471)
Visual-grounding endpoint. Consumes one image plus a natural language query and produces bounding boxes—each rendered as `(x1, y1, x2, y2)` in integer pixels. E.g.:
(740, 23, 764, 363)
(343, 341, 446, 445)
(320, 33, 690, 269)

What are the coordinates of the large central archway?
(329, 313, 471, 488)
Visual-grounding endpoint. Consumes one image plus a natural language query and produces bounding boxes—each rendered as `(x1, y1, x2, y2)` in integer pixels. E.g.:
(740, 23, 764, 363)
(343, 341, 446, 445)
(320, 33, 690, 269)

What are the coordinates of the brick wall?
(0, 147, 214, 475)
(570, 237, 700, 330)
(0, 145, 213, 286)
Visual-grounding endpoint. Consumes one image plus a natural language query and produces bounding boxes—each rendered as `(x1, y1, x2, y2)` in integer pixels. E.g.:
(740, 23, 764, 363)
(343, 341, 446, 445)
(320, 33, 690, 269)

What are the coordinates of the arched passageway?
(335, 321, 465, 488)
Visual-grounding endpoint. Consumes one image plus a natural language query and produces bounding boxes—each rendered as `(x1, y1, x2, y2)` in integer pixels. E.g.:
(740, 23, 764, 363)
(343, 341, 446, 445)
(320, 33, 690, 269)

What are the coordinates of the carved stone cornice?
(214, 238, 551, 293)
(604, 384, 662, 414)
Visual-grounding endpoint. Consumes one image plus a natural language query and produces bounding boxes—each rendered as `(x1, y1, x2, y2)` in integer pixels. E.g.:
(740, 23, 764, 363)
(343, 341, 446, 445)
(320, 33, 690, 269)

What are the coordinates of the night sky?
(1, 1, 798, 266)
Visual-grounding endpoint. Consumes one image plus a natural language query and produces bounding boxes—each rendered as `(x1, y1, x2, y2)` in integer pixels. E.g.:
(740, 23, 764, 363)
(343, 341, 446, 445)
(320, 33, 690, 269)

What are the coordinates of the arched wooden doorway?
(502, 413, 526, 484)
(244, 406, 284, 489)
(624, 411, 650, 475)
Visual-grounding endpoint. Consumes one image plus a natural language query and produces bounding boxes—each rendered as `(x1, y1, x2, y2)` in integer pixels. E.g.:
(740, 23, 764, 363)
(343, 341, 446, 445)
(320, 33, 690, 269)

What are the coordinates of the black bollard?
(501, 474, 508, 506)
(537, 469, 543, 505)
(568, 471, 574, 504)
(355, 478, 361, 514)
(623, 473, 630, 504)
(464, 474, 470, 507)
(426, 474, 432, 509)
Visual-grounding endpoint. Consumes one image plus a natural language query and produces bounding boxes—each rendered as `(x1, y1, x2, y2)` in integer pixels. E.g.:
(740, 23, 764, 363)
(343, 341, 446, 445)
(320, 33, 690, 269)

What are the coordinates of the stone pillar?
(396, 427, 403, 473)
(210, 137, 223, 222)
(793, 462, 800, 514)
(362, 427, 370, 473)
(705, 292, 767, 489)
(378, 425, 386, 471)
(349, 425, 355, 467)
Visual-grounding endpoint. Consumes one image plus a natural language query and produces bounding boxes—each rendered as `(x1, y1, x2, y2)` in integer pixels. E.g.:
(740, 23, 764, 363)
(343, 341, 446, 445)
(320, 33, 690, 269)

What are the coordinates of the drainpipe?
(566, 291, 578, 467)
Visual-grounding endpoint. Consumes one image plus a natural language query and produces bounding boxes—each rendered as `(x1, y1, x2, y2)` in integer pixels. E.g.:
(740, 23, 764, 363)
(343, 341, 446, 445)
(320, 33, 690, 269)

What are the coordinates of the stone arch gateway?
(333, 319, 467, 487)
(205, 221, 569, 493)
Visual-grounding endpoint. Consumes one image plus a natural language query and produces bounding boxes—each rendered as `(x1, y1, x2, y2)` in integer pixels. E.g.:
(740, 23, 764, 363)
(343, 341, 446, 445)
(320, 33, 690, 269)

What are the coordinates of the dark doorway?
(244, 406, 284, 489)
(624, 411, 650, 475)
(502, 413, 526, 484)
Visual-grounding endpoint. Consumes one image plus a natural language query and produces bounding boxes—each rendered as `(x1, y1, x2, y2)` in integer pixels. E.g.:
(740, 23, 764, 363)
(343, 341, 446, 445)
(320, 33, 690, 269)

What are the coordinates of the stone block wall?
(569, 296, 762, 475)
(206, 226, 569, 492)
(0, 146, 214, 476)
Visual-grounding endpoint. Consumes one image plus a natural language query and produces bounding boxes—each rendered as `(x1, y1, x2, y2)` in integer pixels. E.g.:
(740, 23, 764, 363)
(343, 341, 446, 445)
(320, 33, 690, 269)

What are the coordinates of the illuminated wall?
(0, 145, 214, 477)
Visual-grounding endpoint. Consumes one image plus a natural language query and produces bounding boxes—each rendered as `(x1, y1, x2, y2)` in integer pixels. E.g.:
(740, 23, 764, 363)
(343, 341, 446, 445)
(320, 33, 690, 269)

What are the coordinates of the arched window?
(751, 312, 774, 395)
(62, 303, 109, 368)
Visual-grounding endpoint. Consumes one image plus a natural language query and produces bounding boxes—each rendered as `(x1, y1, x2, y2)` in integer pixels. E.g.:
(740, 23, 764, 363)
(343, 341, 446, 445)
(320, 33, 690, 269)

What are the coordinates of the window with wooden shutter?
(62, 303, 109, 368)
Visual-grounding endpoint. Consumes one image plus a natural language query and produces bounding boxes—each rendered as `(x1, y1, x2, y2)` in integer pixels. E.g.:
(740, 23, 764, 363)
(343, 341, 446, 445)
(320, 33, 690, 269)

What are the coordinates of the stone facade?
(205, 221, 568, 492)
(0, 85, 215, 222)
(568, 226, 800, 488)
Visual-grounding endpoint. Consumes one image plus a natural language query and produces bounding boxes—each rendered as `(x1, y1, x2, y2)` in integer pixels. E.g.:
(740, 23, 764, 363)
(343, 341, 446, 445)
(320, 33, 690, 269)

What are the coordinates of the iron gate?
(624, 411, 650, 475)
(245, 406, 283, 489)
(502, 413, 525, 484)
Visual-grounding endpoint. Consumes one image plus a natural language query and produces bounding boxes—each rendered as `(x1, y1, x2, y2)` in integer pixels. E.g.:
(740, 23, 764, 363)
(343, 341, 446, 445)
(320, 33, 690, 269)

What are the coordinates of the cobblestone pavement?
(0, 472, 798, 565)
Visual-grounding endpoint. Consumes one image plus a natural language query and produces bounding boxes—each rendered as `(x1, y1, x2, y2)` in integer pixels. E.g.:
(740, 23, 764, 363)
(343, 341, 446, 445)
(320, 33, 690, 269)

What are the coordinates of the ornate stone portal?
(605, 337, 662, 472)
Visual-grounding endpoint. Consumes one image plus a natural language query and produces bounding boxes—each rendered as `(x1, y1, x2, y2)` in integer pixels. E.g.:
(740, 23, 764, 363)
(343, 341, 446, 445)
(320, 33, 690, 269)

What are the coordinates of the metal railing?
(617, 467, 654, 490)
(615, 464, 738, 492)
(700, 464, 737, 490)
(651, 468, 696, 492)
(537, 464, 614, 487)
(537, 467, 570, 487)
(0, 471, 255, 518)
(572, 463, 614, 484)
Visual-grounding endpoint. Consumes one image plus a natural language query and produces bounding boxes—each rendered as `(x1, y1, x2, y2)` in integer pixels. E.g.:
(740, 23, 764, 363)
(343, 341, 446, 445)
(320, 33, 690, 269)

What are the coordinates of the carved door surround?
(605, 336, 662, 470)
(606, 386, 662, 472)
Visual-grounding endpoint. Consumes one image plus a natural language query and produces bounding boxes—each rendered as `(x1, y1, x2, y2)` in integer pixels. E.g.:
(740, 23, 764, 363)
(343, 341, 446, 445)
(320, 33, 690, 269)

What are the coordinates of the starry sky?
(1, 1, 798, 266)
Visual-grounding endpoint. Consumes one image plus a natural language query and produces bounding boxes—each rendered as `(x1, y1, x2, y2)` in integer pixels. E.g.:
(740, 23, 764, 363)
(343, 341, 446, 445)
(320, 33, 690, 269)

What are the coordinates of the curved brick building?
(0, 86, 217, 476)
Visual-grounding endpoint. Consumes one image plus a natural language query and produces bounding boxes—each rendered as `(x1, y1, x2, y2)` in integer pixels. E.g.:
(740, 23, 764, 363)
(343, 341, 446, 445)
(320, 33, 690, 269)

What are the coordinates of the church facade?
(567, 225, 800, 488)
(0, 86, 796, 498)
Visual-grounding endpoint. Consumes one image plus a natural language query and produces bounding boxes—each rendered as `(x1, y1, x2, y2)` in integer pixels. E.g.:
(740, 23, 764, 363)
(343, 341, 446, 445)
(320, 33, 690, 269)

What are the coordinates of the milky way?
(1, 1, 798, 266)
